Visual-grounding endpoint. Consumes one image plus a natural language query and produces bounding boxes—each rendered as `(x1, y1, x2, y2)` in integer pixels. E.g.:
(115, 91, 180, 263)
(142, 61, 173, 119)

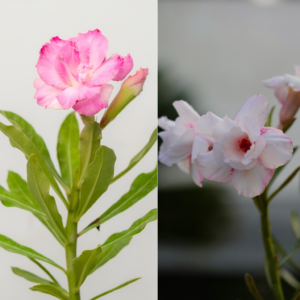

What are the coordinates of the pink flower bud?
(100, 68, 148, 129)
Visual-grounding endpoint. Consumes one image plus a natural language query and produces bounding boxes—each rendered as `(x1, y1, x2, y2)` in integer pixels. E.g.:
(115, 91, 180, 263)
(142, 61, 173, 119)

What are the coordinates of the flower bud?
(278, 87, 300, 130)
(100, 68, 148, 129)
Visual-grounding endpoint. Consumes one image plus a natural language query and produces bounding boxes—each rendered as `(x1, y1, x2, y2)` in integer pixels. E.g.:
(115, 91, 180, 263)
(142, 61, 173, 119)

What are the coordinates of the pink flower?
(196, 95, 293, 198)
(158, 100, 221, 187)
(263, 66, 300, 129)
(100, 68, 148, 129)
(34, 29, 133, 116)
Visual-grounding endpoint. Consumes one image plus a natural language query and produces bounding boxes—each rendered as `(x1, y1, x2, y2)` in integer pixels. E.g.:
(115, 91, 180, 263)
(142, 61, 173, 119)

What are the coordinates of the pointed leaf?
(57, 112, 79, 188)
(78, 119, 102, 187)
(112, 128, 157, 183)
(91, 237, 131, 274)
(73, 245, 102, 289)
(0, 234, 65, 272)
(30, 284, 69, 300)
(27, 155, 67, 244)
(7, 171, 65, 246)
(268, 146, 298, 188)
(76, 146, 116, 220)
(80, 166, 157, 236)
(90, 278, 141, 300)
(0, 185, 45, 216)
(29, 259, 59, 284)
(265, 106, 275, 127)
(245, 273, 264, 300)
(291, 211, 300, 239)
(280, 269, 300, 289)
(0, 121, 68, 204)
(103, 209, 157, 248)
(12, 267, 54, 285)
(269, 166, 300, 202)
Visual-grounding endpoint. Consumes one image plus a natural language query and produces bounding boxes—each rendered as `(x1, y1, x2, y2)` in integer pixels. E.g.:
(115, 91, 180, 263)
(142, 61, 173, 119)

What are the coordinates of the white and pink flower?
(34, 29, 133, 116)
(159, 95, 293, 198)
(158, 100, 221, 187)
(263, 66, 300, 129)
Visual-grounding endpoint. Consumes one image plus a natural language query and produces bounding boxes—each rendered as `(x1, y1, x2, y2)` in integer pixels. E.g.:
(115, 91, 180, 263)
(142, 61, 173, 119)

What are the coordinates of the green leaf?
(291, 211, 300, 239)
(280, 269, 300, 289)
(27, 155, 67, 244)
(6, 171, 65, 246)
(73, 245, 102, 289)
(264, 256, 273, 289)
(244, 273, 264, 300)
(0, 234, 65, 272)
(102, 209, 157, 248)
(91, 238, 131, 274)
(12, 267, 54, 285)
(268, 166, 300, 202)
(90, 278, 141, 300)
(57, 112, 79, 189)
(80, 166, 157, 236)
(76, 146, 116, 220)
(30, 258, 59, 284)
(112, 128, 157, 183)
(268, 146, 298, 188)
(78, 119, 102, 187)
(30, 284, 69, 300)
(0, 121, 68, 206)
(265, 106, 275, 127)
(0, 185, 45, 216)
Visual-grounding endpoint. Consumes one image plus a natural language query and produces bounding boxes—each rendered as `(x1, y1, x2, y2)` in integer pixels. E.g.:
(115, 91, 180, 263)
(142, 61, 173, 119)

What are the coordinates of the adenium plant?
(0, 30, 157, 300)
(159, 89, 300, 299)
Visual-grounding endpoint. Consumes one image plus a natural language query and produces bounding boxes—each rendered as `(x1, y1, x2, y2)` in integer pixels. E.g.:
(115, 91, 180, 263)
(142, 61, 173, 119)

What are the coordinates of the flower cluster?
(34, 29, 133, 116)
(158, 95, 293, 198)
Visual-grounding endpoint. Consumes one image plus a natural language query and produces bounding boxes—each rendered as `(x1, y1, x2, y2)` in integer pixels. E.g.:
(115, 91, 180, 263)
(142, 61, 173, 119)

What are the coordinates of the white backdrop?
(0, 0, 157, 299)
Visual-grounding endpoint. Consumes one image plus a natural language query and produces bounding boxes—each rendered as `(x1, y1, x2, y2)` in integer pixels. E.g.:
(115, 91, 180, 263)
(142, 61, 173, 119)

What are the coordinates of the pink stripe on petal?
(87, 55, 123, 86)
(73, 84, 113, 116)
(57, 84, 100, 109)
(112, 54, 133, 81)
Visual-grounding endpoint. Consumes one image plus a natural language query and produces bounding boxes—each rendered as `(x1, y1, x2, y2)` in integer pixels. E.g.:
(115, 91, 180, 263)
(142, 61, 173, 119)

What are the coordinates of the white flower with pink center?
(196, 94, 293, 198)
(158, 100, 221, 187)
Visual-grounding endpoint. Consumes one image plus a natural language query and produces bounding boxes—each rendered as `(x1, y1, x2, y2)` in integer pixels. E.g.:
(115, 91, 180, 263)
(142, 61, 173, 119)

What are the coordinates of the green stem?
(65, 210, 80, 300)
(258, 197, 284, 300)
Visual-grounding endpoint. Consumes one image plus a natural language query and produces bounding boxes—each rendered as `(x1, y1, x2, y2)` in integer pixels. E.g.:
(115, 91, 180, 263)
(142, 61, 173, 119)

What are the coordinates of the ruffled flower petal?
(173, 100, 200, 127)
(191, 135, 210, 161)
(72, 84, 113, 116)
(259, 127, 293, 169)
(231, 164, 274, 198)
(158, 116, 175, 131)
(177, 157, 191, 174)
(263, 76, 286, 88)
(112, 54, 134, 81)
(195, 112, 222, 142)
(275, 86, 289, 104)
(191, 162, 204, 187)
(285, 74, 300, 92)
(234, 94, 269, 127)
(212, 116, 237, 141)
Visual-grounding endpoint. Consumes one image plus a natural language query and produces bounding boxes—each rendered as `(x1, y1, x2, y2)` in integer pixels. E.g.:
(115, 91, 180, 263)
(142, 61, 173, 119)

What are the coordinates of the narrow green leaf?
(30, 284, 69, 300)
(265, 106, 275, 127)
(80, 166, 157, 236)
(27, 155, 67, 244)
(0, 185, 45, 216)
(268, 146, 298, 188)
(76, 146, 116, 220)
(91, 238, 131, 274)
(273, 236, 300, 273)
(6, 171, 65, 246)
(112, 128, 157, 183)
(29, 258, 59, 284)
(264, 257, 273, 289)
(12, 267, 54, 285)
(278, 237, 300, 269)
(280, 269, 300, 289)
(269, 166, 300, 202)
(90, 278, 141, 300)
(103, 209, 157, 248)
(73, 245, 102, 289)
(0, 234, 65, 272)
(57, 112, 79, 189)
(0, 122, 68, 205)
(78, 119, 102, 187)
(245, 273, 264, 300)
(291, 211, 300, 239)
